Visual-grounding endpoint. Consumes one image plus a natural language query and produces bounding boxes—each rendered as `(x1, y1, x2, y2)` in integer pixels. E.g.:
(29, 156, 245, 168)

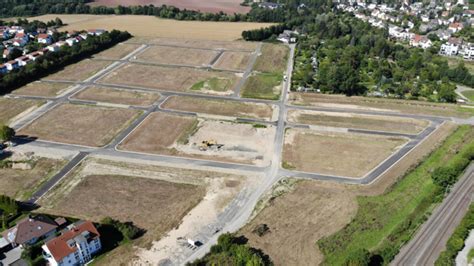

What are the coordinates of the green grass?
(190, 77, 231, 92)
(468, 248, 474, 263)
(176, 119, 199, 145)
(318, 125, 474, 265)
(241, 72, 282, 100)
(462, 90, 474, 102)
(282, 161, 296, 170)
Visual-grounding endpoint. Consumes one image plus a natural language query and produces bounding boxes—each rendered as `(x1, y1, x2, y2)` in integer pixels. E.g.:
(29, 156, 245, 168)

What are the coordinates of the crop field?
(93, 43, 141, 60)
(99, 63, 239, 95)
(43, 59, 112, 82)
(134, 46, 218, 66)
(288, 110, 429, 134)
(132, 38, 258, 51)
(241, 72, 282, 100)
(72, 86, 161, 106)
(18, 104, 140, 147)
(289, 92, 474, 118)
(11, 81, 72, 97)
(283, 128, 408, 177)
(161, 96, 275, 121)
(213, 51, 252, 71)
(254, 44, 289, 73)
(0, 97, 43, 125)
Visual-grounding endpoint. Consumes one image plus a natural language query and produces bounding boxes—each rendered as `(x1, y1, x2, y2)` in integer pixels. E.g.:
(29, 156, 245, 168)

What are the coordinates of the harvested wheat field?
(19, 104, 140, 147)
(288, 110, 429, 134)
(254, 44, 289, 73)
(289, 93, 474, 118)
(99, 63, 239, 95)
(0, 97, 43, 125)
(134, 46, 218, 66)
(161, 96, 275, 121)
(131, 38, 259, 51)
(11, 82, 72, 97)
(72, 86, 160, 106)
(213, 51, 252, 71)
(43, 59, 112, 81)
(283, 128, 408, 177)
(93, 43, 141, 59)
(31, 15, 273, 41)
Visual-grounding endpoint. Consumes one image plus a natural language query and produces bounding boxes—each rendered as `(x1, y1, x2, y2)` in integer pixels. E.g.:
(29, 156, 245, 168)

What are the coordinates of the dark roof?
(2, 215, 58, 245)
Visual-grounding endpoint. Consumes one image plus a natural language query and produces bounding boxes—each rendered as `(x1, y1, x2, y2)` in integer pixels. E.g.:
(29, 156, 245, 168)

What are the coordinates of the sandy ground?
(134, 46, 218, 66)
(254, 44, 289, 73)
(93, 43, 142, 60)
(138, 38, 258, 51)
(19, 103, 140, 147)
(242, 122, 458, 265)
(11, 82, 72, 97)
(30, 15, 273, 41)
(72, 86, 161, 106)
(43, 59, 112, 81)
(283, 128, 408, 177)
(214, 51, 252, 71)
(173, 120, 276, 166)
(88, 0, 251, 14)
(288, 109, 429, 134)
(0, 97, 43, 125)
(161, 96, 275, 121)
(98, 63, 239, 95)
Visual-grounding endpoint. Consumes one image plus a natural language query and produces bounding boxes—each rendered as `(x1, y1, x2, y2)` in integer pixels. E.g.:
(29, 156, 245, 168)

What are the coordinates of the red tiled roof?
(38, 33, 49, 39)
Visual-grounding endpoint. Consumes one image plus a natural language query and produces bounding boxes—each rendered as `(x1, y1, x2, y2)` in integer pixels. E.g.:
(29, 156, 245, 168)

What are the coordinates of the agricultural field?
(241, 72, 282, 100)
(18, 103, 140, 147)
(98, 63, 239, 95)
(11, 82, 72, 97)
(213, 51, 252, 71)
(72, 86, 161, 107)
(287, 110, 429, 134)
(43, 59, 112, 82)
(161, 96, 275, 121)
(134, 46, 218, 66)
(0, 97, 43, 125)
(93, 43, 142, 60)
(254, 44, 289, 74)
(282, 128, 408, 177)
(289, 93, 474, 118)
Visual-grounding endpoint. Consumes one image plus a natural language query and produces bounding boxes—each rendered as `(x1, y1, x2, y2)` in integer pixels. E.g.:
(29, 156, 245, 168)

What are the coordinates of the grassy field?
(254, 44, 289, 74)
(30, 15, 273, 41)
(446, 57, 474, 74)
(462, 89, 474, 102)
(214, 51, 251, 71)
(318, 125, 474, 265)
(93, 43, 141, 60)
(19, 104, 140, 147)
(241, 72, 282, 100)
(0, 97, 43, 125)
(72, 86, 161, 107)
(11, 82, 71, 97)
(161, 96, 274, 121)
(135, 46, 218, 66)
(43, 59, 112, 81)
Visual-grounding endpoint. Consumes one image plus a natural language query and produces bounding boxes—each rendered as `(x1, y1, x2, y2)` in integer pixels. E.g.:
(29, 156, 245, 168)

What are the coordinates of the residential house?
(26, 51, 43, 61)
(0, 64, 7, 74)
(65, 37, 79, 46)
(12, 33, 28, 47)
(440, 37, 463, 56)
(15, 56, 32, 66)
(448, 22, 464, 33)
(42, 221, 101, 266)
(461, 44, 474, 60)
(0, 30, 10, 40)
(37, 33, 52, 44)
(257, 2, 282, 9)
(4, 60, 19, 71)
(87, 29, 106, 36)
(2, 215, 58, 247)
(410, 34, 433, 49)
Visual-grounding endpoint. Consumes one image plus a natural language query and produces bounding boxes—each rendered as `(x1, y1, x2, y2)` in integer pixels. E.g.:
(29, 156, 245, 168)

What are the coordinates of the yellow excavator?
(199, 139, 224, 151)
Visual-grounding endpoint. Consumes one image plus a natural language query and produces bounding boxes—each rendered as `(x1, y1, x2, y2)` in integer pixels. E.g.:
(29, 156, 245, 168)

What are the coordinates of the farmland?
(72, 86, 161, 107)
(134, 46, 218, 66)
(0, 97, 43, 125)
(11, 82, 72, 97)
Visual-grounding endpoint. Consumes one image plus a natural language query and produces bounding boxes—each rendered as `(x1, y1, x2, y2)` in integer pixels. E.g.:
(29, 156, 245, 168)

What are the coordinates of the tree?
(0, 125, 14, 142)
(344, 248, 371, 266)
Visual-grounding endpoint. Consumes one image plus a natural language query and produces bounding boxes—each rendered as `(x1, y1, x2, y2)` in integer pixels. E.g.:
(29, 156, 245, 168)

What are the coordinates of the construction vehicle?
(199, 139, 224, 151)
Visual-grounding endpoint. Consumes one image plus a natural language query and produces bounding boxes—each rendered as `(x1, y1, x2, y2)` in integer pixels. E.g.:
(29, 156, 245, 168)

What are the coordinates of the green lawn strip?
(241, 72, 282, 100)
(318, 125, 474, 265)
(461, 90, 474, 102)
(435, 204, 474, 265)
(190, 77, 231, 92)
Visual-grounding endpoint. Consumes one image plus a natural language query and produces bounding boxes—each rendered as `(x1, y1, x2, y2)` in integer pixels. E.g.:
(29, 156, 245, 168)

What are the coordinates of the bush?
(344, 248, 371, 266)
(100, 217, 143, 241)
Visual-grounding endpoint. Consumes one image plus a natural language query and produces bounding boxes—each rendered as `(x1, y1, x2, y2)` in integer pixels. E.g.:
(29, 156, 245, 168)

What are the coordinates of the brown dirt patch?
(135, 46, 218, 66)
(44, 59, 112, 81)
(19, 103, 140, 147)
(213, 51, 252, 71)
(254, 43, 289, 73)
(130, 38, 258, 51)
(11, 82, 72, 97)
(93, 43, 141, 59)
(161, 95, 274, 121)
(283, 128, 408, 177)
(0, 97, 43, 125)
(288, 109, 429, 134)
(72, 86, 160, 106)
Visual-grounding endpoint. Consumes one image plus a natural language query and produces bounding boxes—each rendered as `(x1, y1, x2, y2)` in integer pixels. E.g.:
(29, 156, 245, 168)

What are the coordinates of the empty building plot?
(287, 110, 429, 134)
(0, 97, 43, 125)
(93, 43, 142, 60)
(134, 46, 219, 67)
(161, 96, 275, 121)
(213, 51, 252, 71)
(18, 103, 140, 147)
(72, 86, 161, 107)
(282, 128, 408, 178)
(241, 72, 282, 100)
(98, 63, 239, 95)
(254, 44, 289, 74)
(142, 38, 258, 51)
(11, 82, 72, 97)
(43, 59, 112, 82)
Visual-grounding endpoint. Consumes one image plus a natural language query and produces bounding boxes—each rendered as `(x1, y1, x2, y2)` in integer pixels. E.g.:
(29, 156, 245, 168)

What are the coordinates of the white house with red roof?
(448, 22, 464, 33)
(410, 34, 432, 49)
(37, 33, 52, 44)
(42, 221, 101, 266)
(87, 29, 105, 36)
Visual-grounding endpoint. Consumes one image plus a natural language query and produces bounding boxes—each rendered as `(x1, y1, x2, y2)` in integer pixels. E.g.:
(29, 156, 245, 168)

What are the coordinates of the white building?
(440, 37, 463, 56)
(42, 221, 101, 266)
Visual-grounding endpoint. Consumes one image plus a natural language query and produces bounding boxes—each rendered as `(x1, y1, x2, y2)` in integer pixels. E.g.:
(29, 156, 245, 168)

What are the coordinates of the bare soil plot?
(93, 43, 141, 59)
(282, 128, 408, 177)
(213, 51, 252, 71)
(72, 86, 160, 106)
(19, 104, 140, 147)
(134, 46, 218, 66)
(11, 82, 72, 97)
(161, 96, 274, 121)
(99, 63, 239, 95)
(0, 97, 43, 125)
(289, 93, 474, 118)
(288, 110, 429, 134)
(0, 157, 65, 200)
(44, 59, 112, 81)
(137, 38, 258, 51)
(254, 44, 289, 73)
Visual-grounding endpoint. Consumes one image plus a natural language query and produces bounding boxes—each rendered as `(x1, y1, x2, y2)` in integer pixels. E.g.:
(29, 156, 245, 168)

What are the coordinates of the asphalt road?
(392, 163, 474, 265)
